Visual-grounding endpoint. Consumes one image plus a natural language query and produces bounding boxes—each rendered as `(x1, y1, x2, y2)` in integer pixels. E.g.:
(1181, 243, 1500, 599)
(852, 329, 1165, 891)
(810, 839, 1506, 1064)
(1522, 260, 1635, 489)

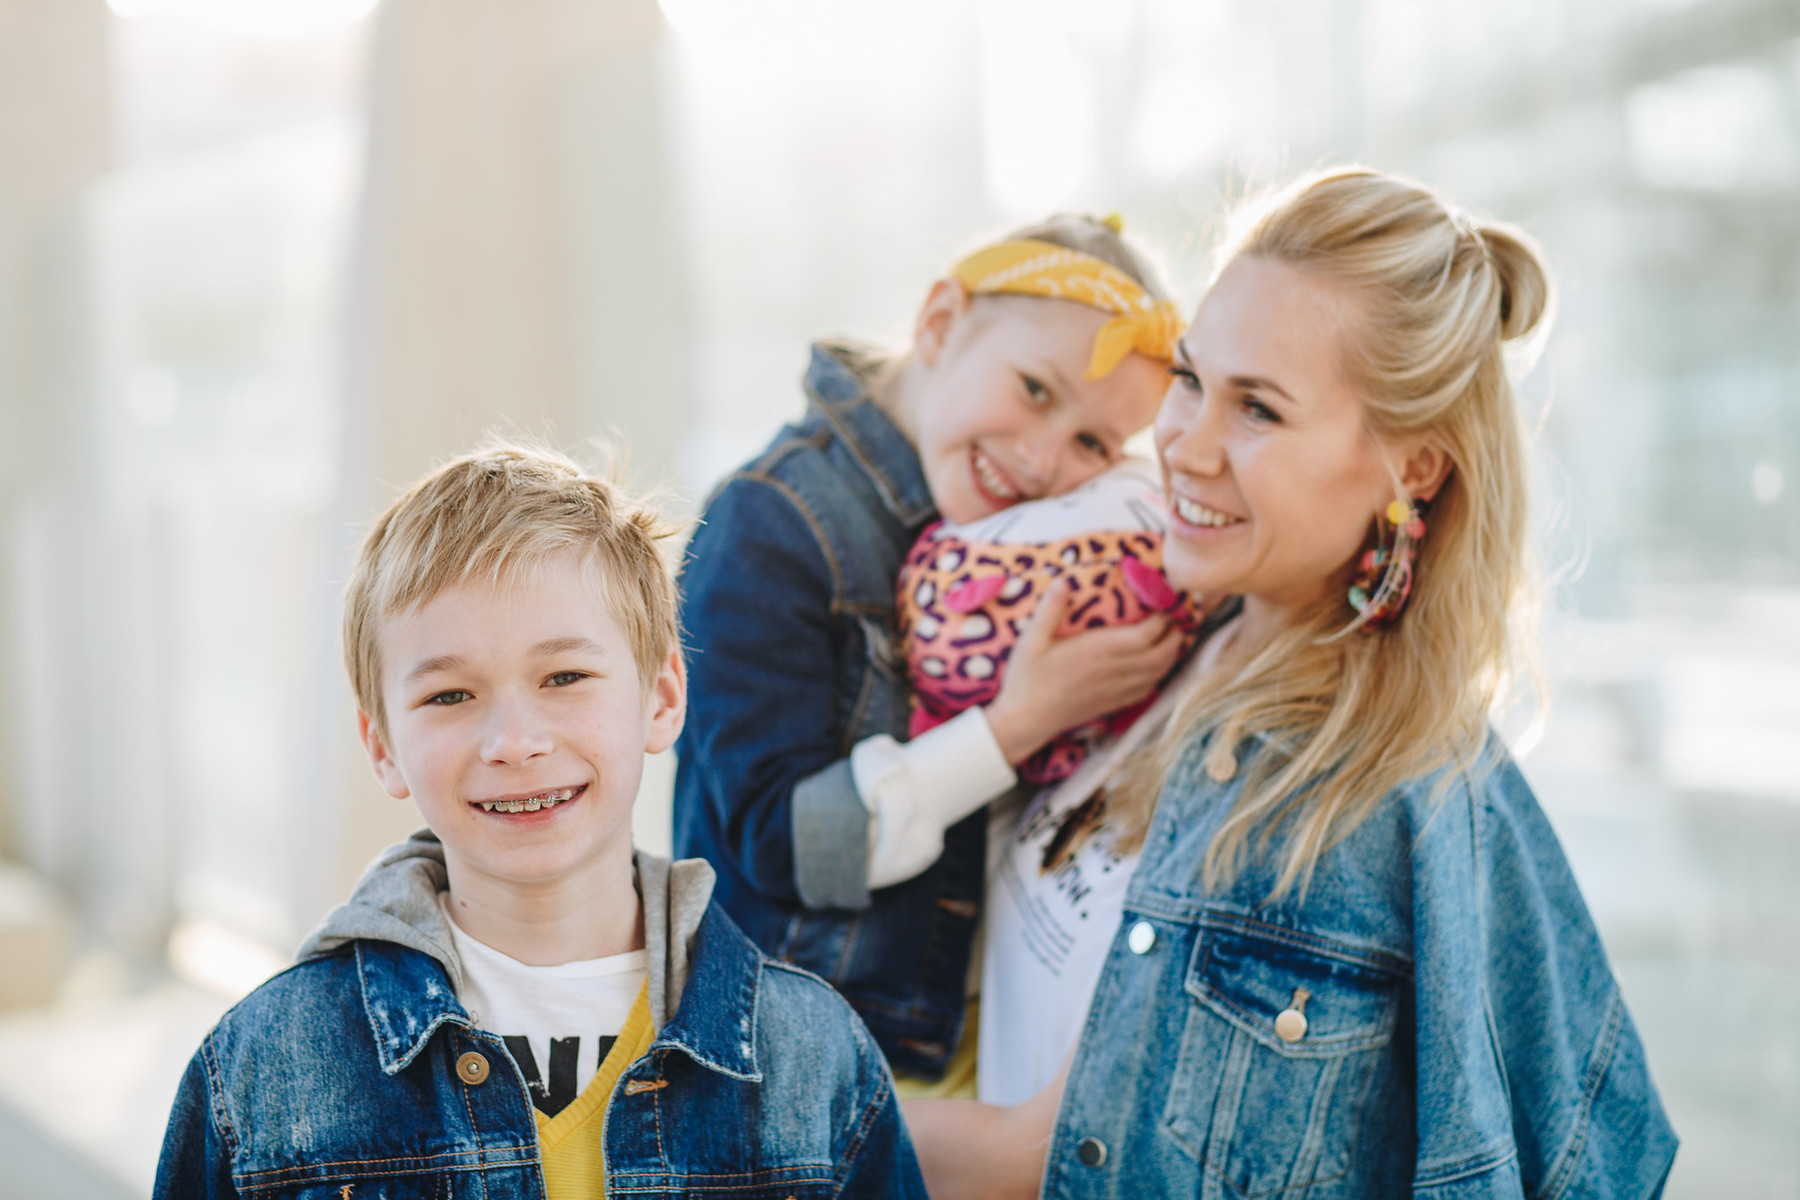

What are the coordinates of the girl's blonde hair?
(1114, 166, 1554, 899)
(823, 213, 1173, 382)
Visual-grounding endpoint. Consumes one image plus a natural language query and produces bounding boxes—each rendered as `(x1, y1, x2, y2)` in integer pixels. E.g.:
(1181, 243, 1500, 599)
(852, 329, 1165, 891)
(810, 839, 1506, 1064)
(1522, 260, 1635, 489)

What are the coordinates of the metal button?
(1127, 920, 1156, 955)
(1076, 1136, 1108, 1167)
(456, 1051, 490, 1085)
(1275, 987, 1311, 1043)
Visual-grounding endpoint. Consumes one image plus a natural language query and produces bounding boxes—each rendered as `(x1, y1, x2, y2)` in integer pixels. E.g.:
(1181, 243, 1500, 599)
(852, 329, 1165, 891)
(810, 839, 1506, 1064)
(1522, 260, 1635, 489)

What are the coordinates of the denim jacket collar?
(356, 939, 471, 1075)
(647, 904, 763, 1082)
(350, 892, 763, 1084)
(803, 344, 934, 528)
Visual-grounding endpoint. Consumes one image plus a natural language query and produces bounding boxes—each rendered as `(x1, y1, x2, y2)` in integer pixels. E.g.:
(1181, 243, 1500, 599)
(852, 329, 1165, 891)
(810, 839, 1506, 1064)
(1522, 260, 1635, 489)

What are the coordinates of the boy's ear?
(913, 278, 972, 369)
(358, 710, 412, 800)
(643, 648, 686, 755)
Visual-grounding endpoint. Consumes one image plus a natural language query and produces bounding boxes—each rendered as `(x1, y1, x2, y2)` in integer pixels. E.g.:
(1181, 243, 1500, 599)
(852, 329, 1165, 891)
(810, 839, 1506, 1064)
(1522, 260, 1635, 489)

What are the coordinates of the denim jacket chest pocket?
(1166, 919, 1409, 1198)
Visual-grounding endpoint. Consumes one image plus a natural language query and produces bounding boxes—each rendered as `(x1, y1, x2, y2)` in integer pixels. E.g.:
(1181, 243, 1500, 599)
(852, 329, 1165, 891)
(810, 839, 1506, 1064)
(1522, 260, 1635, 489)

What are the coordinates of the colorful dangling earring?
(1347, 497, 1427, 629)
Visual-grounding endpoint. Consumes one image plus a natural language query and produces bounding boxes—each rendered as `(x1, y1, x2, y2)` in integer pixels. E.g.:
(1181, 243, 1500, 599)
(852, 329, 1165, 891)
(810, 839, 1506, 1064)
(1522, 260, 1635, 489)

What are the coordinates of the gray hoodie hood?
(296, 829, 716, 1029)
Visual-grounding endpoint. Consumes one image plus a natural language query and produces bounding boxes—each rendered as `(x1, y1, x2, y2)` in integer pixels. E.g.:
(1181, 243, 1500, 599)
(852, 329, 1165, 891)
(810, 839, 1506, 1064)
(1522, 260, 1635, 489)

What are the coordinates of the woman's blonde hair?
(1115, 166, 1554, 899)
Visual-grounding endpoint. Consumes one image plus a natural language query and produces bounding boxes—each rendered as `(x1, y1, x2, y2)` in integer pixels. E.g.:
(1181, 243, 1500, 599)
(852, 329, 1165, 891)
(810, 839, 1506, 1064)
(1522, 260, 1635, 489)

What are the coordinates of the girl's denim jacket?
(153, 838, 926, 1199)
(674, 344, 989, 1078)
(1042, 732, 1677, 1198)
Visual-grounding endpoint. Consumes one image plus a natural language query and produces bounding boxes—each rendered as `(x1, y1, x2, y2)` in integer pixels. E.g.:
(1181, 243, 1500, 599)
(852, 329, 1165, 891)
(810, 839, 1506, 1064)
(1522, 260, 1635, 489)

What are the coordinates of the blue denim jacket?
(1044, 732, 1676, 1198)
(674, 344, 990, 1077)
(153, 841, 925, 1199)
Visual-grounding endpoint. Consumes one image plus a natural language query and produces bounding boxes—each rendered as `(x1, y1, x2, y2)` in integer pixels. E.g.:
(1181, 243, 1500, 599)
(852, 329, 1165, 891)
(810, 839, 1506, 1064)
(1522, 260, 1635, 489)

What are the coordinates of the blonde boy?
(155, 444, 926, 1199)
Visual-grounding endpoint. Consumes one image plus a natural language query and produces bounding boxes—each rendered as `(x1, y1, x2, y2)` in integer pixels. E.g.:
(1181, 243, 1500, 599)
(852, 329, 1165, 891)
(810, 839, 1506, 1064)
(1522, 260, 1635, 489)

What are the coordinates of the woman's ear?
(1395, 437, 1454, 502)
(913, 278, 971, 368)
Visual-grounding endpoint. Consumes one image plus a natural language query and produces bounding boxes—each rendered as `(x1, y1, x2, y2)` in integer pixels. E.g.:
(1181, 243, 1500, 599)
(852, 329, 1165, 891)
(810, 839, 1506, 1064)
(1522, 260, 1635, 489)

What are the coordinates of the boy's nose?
(479, 701, 555, 764)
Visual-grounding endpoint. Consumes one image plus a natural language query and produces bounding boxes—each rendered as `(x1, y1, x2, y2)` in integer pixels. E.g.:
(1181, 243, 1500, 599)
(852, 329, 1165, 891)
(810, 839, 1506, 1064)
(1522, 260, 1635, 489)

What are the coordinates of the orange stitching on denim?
(622, 1078, 667, 1095)
(236, 1147, 506, 1178)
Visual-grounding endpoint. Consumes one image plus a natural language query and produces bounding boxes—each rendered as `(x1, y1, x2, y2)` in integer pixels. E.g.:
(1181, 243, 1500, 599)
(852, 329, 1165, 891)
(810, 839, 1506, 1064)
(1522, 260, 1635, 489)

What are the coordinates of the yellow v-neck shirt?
(534, 980, 655, 1199)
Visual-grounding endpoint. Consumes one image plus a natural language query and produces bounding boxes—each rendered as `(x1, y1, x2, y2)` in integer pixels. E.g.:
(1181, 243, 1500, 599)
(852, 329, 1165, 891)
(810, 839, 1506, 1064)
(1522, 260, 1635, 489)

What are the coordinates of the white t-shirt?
(440, 895, 647, 1118)
(976, 655, 1199, 1106)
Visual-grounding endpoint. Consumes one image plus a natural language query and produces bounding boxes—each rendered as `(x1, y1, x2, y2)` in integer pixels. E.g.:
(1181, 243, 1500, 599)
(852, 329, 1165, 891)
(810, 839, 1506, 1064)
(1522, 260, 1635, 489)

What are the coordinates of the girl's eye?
(1020, 374, 1050, 405)
(427, 690, 471, 706)
(1077, 432, 1109, 458)
(546, 671, 589, 687)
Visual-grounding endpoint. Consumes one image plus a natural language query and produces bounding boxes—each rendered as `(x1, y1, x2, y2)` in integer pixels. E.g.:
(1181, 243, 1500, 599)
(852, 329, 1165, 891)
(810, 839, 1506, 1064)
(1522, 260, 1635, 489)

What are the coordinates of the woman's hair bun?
(1476, 221, 1553, 343)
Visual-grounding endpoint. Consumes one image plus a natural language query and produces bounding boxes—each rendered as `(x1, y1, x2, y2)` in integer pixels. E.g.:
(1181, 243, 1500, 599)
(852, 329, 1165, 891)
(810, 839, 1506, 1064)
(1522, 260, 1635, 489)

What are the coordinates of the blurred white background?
(0, 0, 1796, 1195)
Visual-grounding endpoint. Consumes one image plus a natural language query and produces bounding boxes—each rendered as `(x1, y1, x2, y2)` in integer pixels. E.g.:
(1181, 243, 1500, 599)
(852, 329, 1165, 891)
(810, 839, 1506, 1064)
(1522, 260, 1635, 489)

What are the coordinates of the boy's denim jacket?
(674, 343, 990, 1077)
(1042, 732, 1678, 1198)
(154, 833, 926, 1199)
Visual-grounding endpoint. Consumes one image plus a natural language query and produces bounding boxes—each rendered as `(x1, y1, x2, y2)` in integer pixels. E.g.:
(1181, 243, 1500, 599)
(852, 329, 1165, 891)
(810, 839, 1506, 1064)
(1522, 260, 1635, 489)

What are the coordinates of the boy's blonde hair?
(1116, 166, 1553, 899)
(344, 442, 682, 737)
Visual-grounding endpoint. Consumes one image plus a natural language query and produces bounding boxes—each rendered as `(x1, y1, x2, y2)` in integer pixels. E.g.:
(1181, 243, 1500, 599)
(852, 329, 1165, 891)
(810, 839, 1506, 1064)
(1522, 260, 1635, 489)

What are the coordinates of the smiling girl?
(673, 216, 1187, 1082)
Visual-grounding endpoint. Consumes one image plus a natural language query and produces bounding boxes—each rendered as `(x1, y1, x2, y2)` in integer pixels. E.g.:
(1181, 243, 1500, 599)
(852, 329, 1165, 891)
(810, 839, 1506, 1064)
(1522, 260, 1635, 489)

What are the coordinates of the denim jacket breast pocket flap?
(1184, 924, 1405, 1059)
(1164, 920, 1409, 1190)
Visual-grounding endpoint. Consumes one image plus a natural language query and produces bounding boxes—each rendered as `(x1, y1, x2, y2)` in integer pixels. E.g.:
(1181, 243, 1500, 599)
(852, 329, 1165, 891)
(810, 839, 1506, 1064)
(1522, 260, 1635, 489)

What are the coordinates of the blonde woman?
(906, 168, 1676, 1198)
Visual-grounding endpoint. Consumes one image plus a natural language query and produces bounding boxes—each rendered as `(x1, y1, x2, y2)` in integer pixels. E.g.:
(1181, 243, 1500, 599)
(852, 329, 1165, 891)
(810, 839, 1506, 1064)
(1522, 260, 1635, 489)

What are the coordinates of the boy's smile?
(358, 551, 684, 909)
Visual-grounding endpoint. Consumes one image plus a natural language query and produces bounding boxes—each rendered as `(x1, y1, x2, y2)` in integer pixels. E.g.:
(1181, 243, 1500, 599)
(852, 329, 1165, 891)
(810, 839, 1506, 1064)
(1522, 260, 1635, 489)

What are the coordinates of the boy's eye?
(1020, 374, 1050, 405)
(1168, 364, 1201, 392)
(546, 671, 589, 687)
(1077, 432, 1109, 458)
(427, 690, 471, 706)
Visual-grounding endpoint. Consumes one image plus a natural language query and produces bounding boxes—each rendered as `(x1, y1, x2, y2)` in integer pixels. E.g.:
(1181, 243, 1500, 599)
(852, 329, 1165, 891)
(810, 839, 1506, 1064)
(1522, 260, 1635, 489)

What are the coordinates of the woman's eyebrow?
(1230, 374, 1297, 404)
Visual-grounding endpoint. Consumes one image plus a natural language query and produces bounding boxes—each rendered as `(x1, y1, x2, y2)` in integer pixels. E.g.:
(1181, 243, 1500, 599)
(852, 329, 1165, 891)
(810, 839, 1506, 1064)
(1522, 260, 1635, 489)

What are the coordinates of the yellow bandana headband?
(948, 237, 1184, 380)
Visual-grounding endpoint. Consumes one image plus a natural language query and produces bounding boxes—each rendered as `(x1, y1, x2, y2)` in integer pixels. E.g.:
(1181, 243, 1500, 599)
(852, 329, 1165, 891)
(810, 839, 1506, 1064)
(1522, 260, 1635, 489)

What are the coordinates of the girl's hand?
(984, 578, 1183, 767)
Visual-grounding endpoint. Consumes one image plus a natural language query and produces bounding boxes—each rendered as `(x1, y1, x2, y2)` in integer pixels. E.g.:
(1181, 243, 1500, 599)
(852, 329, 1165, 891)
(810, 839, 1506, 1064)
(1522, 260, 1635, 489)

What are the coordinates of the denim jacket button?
(1127, 921, 1156, 955)
(456, 1051, 491, 1085)
(1076, 1136, 1108, 1167)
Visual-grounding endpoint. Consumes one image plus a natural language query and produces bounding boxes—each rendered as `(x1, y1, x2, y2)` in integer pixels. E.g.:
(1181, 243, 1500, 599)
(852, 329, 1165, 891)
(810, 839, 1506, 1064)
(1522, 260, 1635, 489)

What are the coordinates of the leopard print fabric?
(896, 521, 1203, 784)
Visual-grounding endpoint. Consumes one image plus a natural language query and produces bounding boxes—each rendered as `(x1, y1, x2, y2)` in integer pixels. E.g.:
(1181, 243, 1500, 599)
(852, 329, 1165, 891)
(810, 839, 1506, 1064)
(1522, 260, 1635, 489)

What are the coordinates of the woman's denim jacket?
(1044, 732, 1677, 1198)
(674, 344, 988, 1078)
(153, 841, 925, 1199)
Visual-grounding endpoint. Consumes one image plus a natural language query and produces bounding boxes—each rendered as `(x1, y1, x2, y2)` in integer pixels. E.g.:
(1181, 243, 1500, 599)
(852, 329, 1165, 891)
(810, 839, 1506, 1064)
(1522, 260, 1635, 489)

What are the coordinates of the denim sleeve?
(1410, 763, 1678, 1198)
(680, 475, 872, 909)
(835, 1077, 931, 1199)
(153, 1041, 239, 1199)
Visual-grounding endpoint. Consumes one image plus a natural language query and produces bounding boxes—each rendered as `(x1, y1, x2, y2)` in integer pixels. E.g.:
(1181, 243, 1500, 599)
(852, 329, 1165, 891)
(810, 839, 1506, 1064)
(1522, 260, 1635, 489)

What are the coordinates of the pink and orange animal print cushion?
(896, 461, 1204, 784)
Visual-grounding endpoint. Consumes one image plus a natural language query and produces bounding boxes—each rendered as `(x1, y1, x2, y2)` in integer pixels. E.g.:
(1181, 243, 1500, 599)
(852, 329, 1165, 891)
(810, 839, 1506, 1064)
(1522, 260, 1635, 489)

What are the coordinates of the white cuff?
(852, 708, 1018, 889)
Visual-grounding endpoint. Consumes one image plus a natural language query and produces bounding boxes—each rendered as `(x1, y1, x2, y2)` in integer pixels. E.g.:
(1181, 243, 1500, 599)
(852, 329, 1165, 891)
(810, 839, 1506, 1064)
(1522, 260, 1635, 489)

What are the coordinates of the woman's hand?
(984, 579, 1183, 766)
(901, 1059, 1068, 1200)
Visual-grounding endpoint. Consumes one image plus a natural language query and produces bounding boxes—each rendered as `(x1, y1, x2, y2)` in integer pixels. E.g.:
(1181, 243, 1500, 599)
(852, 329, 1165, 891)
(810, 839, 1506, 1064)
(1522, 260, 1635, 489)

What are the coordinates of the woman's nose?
(1160, 398, 1228, 477)
(479, 698, 554, 764)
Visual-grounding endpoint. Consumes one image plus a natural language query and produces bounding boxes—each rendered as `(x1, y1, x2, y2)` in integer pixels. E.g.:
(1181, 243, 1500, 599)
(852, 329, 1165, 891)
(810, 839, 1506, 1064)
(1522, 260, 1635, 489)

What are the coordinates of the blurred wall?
(322, 0, 692, 911)
(0, 0, 110, 869)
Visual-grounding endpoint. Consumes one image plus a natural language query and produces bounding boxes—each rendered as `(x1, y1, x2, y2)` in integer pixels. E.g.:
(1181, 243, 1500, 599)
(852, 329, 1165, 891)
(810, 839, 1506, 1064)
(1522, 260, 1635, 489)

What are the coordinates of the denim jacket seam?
(200, 1031, 240, 1161)
(735, 469, 846, 610)
(808, 396, 931, 527)
(1191, 909, 1415, 977)
(1534, 988, 1626, 1200)
(1412, 1142, 1520, 1188)
(833, 1069, 892, 1186)
(234, 1145, 536, 1182)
